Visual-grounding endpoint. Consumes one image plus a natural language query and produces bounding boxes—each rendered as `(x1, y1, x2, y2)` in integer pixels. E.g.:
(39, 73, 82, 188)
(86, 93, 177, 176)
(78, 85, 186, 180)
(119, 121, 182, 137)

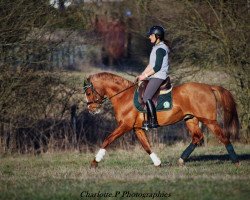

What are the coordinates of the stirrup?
(142, 120, 150, 131)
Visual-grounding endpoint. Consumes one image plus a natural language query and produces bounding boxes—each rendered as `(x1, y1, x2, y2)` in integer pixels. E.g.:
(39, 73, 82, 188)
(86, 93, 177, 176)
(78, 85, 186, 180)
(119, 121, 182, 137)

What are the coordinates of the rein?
(108, 81, 138, 100)
(83, 80, 139, 106)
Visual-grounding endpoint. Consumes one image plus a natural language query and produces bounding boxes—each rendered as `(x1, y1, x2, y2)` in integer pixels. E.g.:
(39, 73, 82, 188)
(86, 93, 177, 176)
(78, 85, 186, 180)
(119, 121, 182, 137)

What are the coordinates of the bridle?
(83, 80, 138, 107)
(83, 81, 108, 106)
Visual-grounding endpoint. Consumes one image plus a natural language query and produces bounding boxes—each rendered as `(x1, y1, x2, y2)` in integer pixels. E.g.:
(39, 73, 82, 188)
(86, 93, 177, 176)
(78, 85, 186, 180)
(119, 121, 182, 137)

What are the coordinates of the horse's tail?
(211, 86, 240, 140)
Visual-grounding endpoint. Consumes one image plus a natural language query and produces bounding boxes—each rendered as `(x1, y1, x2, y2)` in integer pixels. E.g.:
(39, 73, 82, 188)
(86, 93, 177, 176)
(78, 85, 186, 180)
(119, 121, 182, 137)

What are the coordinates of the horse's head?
(83, 78, 106, 115)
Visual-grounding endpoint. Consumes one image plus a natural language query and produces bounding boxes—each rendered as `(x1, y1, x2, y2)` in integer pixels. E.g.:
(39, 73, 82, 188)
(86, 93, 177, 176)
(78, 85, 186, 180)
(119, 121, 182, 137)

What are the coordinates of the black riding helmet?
(147, 25, 165, 40)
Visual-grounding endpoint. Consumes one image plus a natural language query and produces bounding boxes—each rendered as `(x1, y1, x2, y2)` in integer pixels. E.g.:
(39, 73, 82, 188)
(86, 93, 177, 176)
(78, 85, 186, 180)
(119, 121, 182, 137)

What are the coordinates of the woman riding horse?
(83, 72, 239, 168)
(137, 25, 170, 129)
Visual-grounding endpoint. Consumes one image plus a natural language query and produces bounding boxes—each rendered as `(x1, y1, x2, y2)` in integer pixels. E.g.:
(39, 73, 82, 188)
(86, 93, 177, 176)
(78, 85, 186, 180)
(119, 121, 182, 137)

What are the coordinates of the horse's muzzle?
(89, 109, 101, 115)
(87, 103, 102, 115)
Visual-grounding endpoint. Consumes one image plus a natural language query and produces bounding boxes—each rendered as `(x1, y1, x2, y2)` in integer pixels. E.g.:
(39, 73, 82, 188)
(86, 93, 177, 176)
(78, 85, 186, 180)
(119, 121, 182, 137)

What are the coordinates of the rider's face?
(149, 34, 157, 43)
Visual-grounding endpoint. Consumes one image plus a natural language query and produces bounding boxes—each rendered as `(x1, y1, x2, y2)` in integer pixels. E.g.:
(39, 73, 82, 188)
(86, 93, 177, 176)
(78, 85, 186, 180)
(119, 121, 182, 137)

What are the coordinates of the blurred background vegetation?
(0, 0, 249, 154)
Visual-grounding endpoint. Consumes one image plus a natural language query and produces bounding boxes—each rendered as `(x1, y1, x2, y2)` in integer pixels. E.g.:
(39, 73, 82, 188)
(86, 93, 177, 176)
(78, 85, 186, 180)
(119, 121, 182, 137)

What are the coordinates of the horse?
(83, 72, 240, 168)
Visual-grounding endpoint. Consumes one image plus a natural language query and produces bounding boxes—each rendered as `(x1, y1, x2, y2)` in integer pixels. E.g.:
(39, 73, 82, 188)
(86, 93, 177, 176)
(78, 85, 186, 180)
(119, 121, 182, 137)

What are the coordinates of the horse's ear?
(83, 79, 88, 87)
(83, 78, 91, 93)
(83, 76, 90, 85)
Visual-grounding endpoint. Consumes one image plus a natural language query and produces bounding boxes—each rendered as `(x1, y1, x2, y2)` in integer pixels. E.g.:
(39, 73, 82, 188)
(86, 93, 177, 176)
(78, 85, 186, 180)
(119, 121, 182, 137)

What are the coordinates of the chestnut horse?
(83, 72, 240, 167)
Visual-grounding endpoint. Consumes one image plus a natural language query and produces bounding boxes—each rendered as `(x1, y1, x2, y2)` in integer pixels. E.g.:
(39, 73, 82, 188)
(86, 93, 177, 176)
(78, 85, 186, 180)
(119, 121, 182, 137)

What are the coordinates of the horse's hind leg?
(205, 121, 239, 163)
(179, 117, 204, 165)
(134, 128, 161, 166)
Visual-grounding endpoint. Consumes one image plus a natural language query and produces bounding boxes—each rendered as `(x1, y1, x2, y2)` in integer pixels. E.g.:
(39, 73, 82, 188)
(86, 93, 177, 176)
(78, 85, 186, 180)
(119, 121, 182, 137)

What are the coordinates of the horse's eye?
(86, 92, 91, 96)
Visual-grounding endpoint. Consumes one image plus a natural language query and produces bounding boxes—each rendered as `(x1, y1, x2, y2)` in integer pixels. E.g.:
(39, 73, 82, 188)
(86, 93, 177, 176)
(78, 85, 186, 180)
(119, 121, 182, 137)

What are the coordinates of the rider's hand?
(138, 74, 147, 81)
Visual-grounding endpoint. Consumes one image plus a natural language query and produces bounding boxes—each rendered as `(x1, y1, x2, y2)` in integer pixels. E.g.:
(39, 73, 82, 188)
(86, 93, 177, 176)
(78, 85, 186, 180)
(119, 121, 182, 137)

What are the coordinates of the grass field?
(0, 143, 249, 200)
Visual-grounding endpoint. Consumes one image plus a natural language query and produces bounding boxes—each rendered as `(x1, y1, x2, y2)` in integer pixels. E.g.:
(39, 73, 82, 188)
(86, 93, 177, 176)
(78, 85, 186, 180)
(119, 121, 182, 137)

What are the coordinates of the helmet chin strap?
(154, 38, 161, 45)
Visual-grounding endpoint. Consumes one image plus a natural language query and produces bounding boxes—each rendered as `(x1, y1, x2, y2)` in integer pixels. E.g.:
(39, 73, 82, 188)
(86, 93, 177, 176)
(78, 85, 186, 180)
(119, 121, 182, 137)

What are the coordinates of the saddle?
(138, 76, 172, 108)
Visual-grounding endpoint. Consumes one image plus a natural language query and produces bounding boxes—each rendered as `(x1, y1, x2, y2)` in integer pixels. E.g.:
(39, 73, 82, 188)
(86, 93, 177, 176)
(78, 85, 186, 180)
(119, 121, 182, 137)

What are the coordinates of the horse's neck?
(92, 74, 133, 98)
(105, 82, 125, 97)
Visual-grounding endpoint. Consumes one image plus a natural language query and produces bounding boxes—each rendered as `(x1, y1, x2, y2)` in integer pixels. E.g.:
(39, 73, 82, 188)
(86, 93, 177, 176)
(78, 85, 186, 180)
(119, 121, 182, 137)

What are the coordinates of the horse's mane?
(89, 72, 133, 88)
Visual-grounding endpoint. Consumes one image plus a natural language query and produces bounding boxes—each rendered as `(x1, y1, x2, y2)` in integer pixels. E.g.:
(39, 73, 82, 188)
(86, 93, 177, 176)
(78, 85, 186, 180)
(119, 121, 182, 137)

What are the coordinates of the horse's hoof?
(235, 161, 241, 167)
(155, 164, 162, 167)
(90, 159, 98, 168)
(178, 158, 185, 166)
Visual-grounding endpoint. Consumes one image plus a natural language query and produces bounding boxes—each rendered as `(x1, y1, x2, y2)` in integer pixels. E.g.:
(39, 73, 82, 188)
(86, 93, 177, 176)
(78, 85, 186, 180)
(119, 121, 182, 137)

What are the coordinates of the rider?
(137, 25, 170, 129)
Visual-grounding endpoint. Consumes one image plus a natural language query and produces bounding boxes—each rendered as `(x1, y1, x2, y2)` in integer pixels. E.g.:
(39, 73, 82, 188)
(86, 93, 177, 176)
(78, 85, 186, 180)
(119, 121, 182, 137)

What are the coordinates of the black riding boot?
(146, 99, 159, 128)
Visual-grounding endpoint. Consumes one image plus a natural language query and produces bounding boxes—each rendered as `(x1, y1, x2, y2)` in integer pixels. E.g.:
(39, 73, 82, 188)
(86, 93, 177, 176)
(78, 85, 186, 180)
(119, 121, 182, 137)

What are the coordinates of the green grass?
(0, 143, 250, 200)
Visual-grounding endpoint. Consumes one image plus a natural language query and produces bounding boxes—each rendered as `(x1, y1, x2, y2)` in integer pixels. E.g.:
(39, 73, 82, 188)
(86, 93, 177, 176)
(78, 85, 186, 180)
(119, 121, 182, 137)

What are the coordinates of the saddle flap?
(137, 76, 172, 107)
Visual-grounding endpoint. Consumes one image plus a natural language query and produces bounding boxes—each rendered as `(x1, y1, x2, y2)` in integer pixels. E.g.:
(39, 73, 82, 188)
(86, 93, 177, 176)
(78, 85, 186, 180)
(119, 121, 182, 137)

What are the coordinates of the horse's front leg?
(91, 122, 131, 168)
(134, 128, 161, 166)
